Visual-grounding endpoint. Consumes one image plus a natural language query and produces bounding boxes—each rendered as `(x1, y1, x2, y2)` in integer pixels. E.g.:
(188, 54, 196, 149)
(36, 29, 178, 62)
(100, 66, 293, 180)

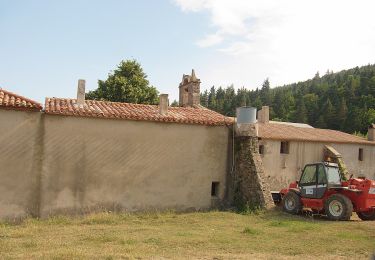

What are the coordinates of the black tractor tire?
(282, 192, 302, 215)
(324, 194, 353, 221)
(357, 209, 375, 221)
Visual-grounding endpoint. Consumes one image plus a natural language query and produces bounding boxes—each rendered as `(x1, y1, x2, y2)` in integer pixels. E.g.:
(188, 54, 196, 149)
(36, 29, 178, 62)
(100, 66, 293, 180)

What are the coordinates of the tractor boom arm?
(323, 145, 349, 181)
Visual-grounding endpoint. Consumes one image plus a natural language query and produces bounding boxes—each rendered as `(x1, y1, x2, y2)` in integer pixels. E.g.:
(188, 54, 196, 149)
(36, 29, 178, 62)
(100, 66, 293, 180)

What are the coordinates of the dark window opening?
(280, 141, 289, 154)
(358, 148, 364, 161)
(259, 145, 264, 155)
(211, 182, 219, 197)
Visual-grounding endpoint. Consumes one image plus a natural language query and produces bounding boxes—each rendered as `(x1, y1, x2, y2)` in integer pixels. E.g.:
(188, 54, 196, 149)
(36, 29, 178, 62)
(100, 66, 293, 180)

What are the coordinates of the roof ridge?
(1, 88, 42, 108)
(86, 99, 157, 107)
(310, 127, 368, 140)
(44, 97, 231, 126)
(265, 122, 368, 141)
(0, 88, 43, 111)
(46, 97, 159, 108)
(258, 123, 375, 145)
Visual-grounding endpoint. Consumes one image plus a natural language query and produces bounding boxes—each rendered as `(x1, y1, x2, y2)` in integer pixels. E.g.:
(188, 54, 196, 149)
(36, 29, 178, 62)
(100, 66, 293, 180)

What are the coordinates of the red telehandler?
(273, 162, 375, 221)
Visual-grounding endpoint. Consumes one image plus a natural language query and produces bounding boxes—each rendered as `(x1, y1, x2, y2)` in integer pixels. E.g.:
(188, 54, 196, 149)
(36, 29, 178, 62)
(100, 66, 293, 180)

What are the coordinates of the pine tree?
(316, 115, 327, 128)
(295, 96, 308, 123)
(337, 98, 348, 130)
(260, 78, 271, 105)
(200, 90, 209, 107)
(208, 86, 216, 110)
(323, 98, 336, 129)
(171, 100, 179, 107)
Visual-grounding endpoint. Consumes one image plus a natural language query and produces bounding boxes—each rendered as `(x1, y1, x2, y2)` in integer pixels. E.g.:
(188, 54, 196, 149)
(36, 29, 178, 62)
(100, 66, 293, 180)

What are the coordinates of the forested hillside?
(200, 64, 375, 134)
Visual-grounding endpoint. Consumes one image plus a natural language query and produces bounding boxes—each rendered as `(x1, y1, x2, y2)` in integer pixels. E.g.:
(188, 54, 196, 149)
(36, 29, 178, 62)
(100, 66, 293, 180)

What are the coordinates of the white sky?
(174, 0, 375, 89)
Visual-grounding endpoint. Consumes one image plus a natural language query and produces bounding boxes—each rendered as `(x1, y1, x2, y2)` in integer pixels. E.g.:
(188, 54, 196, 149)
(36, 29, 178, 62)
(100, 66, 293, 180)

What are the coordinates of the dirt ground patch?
(0, 209, 374, 259)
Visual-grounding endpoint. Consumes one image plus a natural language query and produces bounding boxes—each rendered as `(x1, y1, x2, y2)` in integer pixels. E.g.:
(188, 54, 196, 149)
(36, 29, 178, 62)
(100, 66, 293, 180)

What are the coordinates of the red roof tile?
(258, 122, 375, 145)
(44, 98, 231, 126)
(0, 88, 42, 111)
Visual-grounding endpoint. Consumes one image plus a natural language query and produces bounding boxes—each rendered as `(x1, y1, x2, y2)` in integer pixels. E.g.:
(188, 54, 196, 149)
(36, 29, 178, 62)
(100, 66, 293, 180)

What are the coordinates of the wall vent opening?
(259, 145, 264, 155)
(358, 148, 364, 161)
(211, 182, 219, 197)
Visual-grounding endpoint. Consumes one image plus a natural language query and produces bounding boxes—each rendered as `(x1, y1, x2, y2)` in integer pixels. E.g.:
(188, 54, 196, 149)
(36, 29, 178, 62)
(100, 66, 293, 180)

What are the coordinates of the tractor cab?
(298, 162, 341, 199)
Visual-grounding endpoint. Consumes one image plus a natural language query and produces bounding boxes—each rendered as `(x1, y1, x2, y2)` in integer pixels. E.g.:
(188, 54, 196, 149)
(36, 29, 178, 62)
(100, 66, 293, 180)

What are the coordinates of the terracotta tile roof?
(258, 122, 375, 145)
(44, 98, 231, 126)
(0, 88, 42, 111)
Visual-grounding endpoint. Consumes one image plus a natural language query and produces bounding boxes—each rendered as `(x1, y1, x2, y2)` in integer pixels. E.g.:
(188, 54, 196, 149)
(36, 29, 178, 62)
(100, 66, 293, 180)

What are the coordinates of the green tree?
(367, 108, 375, 125)
(303, 93, 319, 124)
(323, 98, 336, 129)
(273, 90, 285, 119)
(260, 78, 272, 105)
(171, 100, 179, 107)
(200, 90, 209, 107)
(208, 86, 217, 110)
(223, 85, 236, 116)
(337, 98, 348, 130)
(295, 95, 308, 123)
(86, 59, 159, 104)
(316, 115, 327, 128)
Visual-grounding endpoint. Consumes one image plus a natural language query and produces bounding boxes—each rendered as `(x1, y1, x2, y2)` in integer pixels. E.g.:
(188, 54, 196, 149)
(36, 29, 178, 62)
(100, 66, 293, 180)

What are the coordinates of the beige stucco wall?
(0, 109, 42, 219)
(260, 139, 375, 190)
(40, 115, 229, 217)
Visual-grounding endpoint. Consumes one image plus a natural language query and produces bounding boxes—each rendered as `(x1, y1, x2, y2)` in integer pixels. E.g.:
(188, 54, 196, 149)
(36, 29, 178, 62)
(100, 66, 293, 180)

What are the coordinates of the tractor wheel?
(324, 194, 353, 221)
(357, 209, 375, 221)
(282, 192, 302, 215)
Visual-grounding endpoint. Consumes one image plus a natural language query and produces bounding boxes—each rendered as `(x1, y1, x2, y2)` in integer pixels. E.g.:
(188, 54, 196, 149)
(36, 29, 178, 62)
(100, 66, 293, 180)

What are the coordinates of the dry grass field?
(0, 209, 374, 259)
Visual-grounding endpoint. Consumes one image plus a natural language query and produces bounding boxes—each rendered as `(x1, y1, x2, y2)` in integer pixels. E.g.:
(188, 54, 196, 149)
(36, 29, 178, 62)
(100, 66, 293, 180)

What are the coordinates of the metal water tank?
(236, 107, 257, 124)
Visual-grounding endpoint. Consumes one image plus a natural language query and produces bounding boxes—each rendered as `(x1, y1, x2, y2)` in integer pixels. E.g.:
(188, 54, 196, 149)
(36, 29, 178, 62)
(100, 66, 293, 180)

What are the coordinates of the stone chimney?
(368, 124, 375, 141)
(179, 69, 200, 107)
(159, 94, 169, 115)
(257, 106, 269, 123)
(232, 106, 274, 209)
(77, 79, 86, 106)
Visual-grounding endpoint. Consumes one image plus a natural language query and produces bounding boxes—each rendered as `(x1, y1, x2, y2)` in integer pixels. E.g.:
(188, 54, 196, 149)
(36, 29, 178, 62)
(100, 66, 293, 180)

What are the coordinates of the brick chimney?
(368, 124, 375, 141)
(77, 79, 86, 106)
(159, 94, 169, 115)
(257, 106, 269, 123)
(179, 69, 200, 107)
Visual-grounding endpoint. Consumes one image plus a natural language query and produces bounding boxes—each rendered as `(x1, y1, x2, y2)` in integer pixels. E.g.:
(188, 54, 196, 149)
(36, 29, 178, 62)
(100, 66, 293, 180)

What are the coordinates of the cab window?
(326, 166, 341, 185)
(300, 165, 316, 185)
(317, 165, 327, 184)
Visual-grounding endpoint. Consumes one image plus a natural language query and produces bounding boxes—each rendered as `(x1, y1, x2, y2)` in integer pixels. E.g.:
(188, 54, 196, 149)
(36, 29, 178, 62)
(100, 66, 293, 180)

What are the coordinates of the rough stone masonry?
(233, 124, 274, 209)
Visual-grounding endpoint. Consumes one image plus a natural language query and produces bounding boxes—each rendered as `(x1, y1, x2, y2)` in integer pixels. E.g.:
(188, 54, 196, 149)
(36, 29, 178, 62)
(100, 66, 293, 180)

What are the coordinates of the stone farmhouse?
(0, 71, 374, 219)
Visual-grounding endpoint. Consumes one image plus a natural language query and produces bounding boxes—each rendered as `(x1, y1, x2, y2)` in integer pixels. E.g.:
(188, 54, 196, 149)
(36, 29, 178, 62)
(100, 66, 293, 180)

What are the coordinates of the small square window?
(259, 145, 264, 155)
(358, 148, 364, 161)
(211, 182, 219, 197)
(280, 141, 289, 154)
